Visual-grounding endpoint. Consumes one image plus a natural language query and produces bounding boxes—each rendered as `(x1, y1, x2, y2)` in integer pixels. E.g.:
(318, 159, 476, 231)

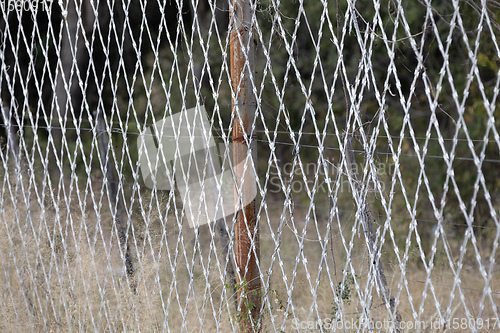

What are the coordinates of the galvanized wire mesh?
(1, 0, 500, 331)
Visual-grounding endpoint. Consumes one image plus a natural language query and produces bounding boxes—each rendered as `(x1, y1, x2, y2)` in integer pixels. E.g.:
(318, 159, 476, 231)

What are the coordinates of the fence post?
(230, 0, 261, 330)
(345, 134, 401, 332)
(1, 103, 21, 176)
(94, 110, 135, 288)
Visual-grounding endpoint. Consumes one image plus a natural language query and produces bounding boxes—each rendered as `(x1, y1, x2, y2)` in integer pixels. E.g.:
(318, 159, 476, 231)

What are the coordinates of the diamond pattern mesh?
(0, 0, 499, 331)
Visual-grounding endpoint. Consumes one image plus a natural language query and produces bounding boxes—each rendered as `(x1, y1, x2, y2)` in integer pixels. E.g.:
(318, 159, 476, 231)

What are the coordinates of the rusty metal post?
(230, 0, 261, 330)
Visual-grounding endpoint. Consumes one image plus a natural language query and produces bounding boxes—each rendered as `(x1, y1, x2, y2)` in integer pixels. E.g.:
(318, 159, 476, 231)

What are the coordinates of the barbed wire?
(1, 0, 499, 330)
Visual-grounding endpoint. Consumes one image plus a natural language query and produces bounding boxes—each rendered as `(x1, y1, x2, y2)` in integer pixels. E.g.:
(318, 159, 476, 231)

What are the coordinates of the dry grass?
(0, 170, 498, 332)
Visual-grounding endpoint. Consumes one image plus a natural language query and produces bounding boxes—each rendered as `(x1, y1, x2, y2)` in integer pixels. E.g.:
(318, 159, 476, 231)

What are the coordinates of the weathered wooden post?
(1, 103, 21, 176)
(94, 110, 134, 287)
(230, 0, 261, 330)
(345, 134, 401, 332)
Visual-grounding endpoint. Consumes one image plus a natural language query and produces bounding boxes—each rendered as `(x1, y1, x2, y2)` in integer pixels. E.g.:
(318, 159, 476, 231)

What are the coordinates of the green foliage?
(225, 279, 263, 330)
(224, 281, 293, 331)
(330, 272, 358, 317)
(268, 288, 292, 318)
(6, 0, 498, 255)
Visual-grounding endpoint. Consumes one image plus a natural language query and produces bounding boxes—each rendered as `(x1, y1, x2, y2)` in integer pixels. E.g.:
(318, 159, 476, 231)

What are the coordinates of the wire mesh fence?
(1, 0, 500, 331)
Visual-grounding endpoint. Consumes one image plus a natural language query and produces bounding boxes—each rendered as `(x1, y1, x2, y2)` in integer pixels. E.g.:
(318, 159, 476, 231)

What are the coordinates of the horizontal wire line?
(2, 124, 500, 163)
(77, 175, 500, 231)
(253, 130, 497, 144)
(264, 200, 498, 231)
(275, 256, 500, 296)
(50, 119, 498, 144)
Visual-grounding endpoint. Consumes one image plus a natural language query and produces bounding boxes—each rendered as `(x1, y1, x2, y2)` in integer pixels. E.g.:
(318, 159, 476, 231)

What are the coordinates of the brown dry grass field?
(0, 171, 498, 333)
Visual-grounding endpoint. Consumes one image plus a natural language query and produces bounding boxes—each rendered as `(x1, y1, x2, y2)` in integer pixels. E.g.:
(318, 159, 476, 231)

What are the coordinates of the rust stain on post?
(230, 0, 261, 331)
